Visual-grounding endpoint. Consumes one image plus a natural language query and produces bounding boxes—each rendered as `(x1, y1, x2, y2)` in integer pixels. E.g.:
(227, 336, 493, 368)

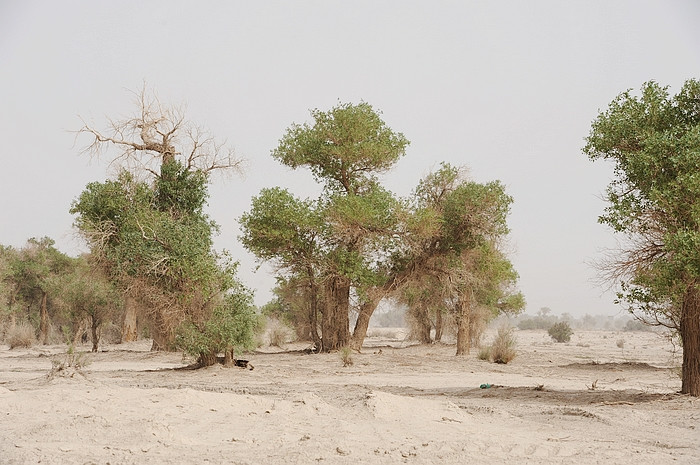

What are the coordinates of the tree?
(243, 102, 409, 351)
(393, 164, 524, 354)
(4, 238, 72, 344)
(584, 79, 700, 395)
(49, 256, 122, 352)
(73, 88, 254, 357)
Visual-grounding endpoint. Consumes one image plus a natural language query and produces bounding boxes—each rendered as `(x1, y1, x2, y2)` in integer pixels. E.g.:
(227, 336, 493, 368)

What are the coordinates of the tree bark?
(39, 291, 49, 345)
(681, 283, 700, 396)
(308, 280, 321, 347)
(121, 296, 138, 343)
(435, 307, 443, 342)
(90, 315, 100, 352)
(321, 275, 350, 351)
(350, 295, 381, 350)
(456, 294, 471, 356)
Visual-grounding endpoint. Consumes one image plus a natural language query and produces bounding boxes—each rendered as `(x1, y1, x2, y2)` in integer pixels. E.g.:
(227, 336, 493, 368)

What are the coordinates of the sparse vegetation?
(479, 325, 517, 364)
(339, 346, 354, 367)
(7, 321, 36, 349)
(548, 322, 573, 343)
(47, 344, 90, 379)
(616, 338, 625, 349)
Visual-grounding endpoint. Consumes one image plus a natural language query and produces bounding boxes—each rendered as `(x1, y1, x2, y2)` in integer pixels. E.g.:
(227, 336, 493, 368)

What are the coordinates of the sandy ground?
(1, 329, 698, 465)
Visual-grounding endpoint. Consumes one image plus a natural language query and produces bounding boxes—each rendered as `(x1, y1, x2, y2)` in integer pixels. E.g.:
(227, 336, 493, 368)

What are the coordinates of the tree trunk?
(416, 302, 432, 344)
(456, 295, 471, 356)
(308, 280, 321, 348)
(197, 352, 217, 367)
(681, 283, 700, 396)
(39, 291, 49, 345)
(351, 295, 381, 350)
(321, 275, 350, 352)
(435, 307, 443, 342)
(90, 315, 99, 352)
(121, 296, 138, 343)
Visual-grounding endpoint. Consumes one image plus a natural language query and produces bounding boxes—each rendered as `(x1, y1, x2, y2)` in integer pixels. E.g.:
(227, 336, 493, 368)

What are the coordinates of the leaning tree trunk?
(321, 275, 350, 352)
(350, 294, 382, 350)
(121, 296, 138, 343)
(455, 295, 471, 356)
(39, 291, 49, 345)
(681, 283, 700, 396)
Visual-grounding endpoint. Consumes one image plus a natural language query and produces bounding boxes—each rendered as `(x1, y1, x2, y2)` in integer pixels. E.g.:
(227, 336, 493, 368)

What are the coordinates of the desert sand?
(1, 329, 698, 465)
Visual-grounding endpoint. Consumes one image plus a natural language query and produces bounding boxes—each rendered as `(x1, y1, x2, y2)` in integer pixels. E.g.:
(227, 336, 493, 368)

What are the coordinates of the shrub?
(490, 325, 517, 364)
(266, 318, 292, 347)
(47, 344, 90, 380)
(616, 338, 625, 349)
(176, 290, 261, 367)
(7, 322, 36, 349)
(477, 345, 492, 361)
(548, 322, 573, 343)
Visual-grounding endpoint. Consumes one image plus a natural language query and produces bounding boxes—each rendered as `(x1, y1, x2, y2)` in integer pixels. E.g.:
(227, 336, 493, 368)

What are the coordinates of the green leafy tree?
(395, 164, 524, 355)
(49, 256, 122, 351)
(243, 102, 409, 351)
(584, 79, 700, 395)
(4, 238, 72, 344)
(72, 89, 256, 362)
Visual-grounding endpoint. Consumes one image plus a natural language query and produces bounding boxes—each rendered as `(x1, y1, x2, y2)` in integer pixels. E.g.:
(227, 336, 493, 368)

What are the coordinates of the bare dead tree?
(77, 86, 244, 180)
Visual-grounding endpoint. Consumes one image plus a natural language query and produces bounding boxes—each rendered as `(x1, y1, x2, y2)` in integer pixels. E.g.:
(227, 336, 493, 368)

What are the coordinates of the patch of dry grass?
(7, 321, 36, 349)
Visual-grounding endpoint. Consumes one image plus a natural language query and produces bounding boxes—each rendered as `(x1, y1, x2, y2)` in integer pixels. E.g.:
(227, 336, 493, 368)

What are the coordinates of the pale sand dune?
(1, 330, 698, 464)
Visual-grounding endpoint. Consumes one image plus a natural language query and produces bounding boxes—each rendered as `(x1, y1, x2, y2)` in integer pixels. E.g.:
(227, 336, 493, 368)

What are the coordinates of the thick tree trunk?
(39, 292, 49, 345)
(681, 284, 700, 396)
(321, 275, 350, 352)
(90, 315, 99, 352)
(455, 295, 471, 356)
(351, 296, 381, 350)
(121, 296, 138, 343)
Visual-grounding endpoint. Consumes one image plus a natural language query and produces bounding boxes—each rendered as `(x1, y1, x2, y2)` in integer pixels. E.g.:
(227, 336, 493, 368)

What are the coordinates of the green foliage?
(548, 322, 573, 343)
(584, 79, 700, 328)
(3, 237, 73, 336)
(48, 256, 122, 351)
(175, 282, 260, 363)
(272, 102, 409, 194)
(71, 160, 235, 347)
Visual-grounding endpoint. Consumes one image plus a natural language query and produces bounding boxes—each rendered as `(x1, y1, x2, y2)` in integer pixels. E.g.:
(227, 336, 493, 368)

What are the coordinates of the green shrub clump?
(548, 322, 573, 343)
(176, 289, 261, 367)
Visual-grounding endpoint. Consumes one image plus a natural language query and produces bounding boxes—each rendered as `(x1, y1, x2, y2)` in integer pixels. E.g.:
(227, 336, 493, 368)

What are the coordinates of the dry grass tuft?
(339, 346, 354, 367)
(7, 322, 36, 349)
(490, 325, 517, 364)
(478, 325, 517, 364)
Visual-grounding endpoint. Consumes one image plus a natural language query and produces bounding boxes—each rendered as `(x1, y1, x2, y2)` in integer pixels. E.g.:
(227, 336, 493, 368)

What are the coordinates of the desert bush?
(490, 325, 517, 364)
(477, 345, 492, 361)
(176, 290, 261, 367)
(47, 344, 90, 379)
(7, 321, 36, 349)
(339, 346, 354, 367)
(266, 318, 292, 347)
(548, 322, 573, 343)
(616, 338, 625, 349)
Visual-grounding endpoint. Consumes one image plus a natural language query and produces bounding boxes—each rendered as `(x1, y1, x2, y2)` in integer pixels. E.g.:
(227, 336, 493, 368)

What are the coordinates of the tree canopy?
(584, 78, 700, 396)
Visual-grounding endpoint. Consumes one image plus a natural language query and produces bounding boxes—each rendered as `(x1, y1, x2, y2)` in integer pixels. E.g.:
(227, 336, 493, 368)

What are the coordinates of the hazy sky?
(1, 1, 699, 317)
